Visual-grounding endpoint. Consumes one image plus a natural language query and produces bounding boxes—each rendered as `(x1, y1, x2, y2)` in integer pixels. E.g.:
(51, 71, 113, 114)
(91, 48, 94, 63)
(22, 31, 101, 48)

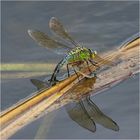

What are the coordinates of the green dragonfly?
(28, 17, 112, 84)
(29, 17, 118, 132)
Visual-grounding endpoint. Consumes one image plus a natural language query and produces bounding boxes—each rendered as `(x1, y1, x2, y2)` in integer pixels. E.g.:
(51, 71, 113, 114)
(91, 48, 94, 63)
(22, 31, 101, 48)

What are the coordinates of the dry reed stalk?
(0, 37, 139, 139)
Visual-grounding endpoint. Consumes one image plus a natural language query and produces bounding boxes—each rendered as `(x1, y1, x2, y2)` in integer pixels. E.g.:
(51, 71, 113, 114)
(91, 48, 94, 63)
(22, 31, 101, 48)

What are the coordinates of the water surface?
(1, 1, 139, 139)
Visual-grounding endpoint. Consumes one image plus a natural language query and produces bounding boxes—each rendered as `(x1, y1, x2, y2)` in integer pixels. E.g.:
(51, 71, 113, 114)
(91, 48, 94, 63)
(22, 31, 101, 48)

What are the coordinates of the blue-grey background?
(1, 1, 139, 139)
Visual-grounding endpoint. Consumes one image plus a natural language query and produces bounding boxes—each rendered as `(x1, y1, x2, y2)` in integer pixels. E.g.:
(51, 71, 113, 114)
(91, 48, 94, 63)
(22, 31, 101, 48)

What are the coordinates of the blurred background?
(1, 1, 139, 139)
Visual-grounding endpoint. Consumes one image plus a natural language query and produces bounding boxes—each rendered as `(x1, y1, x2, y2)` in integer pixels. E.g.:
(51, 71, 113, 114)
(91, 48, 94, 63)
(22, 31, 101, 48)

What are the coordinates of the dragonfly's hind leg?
(49, 71, 59, 85)
(49, 60, 63, 85)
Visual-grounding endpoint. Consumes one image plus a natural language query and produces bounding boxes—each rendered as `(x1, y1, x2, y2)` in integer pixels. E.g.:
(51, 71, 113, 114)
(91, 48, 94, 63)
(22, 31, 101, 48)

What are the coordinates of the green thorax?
(67, 46, 91, 63)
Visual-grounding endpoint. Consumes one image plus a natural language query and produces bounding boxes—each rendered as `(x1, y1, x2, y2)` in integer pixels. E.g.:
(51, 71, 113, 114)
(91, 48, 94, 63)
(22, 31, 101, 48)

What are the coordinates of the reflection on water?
(1, 1, 139, 139)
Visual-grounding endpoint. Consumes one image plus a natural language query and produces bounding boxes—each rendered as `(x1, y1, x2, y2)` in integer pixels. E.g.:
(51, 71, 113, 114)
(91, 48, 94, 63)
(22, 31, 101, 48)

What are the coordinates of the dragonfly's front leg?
(84, 59, 92, 73)
(88, 59, 100, 70)
(75, 69, 96, 78)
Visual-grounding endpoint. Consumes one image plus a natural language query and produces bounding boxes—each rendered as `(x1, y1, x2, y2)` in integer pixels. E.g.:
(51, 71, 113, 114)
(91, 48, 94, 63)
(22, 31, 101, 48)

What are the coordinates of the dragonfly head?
(92, 50, 97, 58)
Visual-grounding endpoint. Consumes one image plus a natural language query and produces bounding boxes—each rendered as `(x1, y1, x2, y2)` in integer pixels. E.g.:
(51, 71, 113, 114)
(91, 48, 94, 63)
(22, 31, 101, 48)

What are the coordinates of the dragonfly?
(30, 76, 119, 133)
(28, 17, 113, 84)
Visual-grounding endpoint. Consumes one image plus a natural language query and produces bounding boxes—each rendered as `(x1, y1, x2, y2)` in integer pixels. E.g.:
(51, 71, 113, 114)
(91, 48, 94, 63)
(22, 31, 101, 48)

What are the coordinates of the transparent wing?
(84, 96, 119, 131)
(65, 101, 96, 132)
(49, 17, 79, 46)
(28, 29, 72, 54)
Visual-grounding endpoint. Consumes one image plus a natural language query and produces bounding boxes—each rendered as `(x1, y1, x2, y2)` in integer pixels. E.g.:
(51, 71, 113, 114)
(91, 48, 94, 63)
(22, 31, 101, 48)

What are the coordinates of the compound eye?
(94, 51, 97, 54)
(88, 49, 92, 53)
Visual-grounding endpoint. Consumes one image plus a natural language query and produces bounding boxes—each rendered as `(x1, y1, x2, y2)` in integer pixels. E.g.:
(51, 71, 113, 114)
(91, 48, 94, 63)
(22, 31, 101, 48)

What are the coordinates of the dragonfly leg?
(88, 59, 100, 70)
(49, 71, 58, 85)
(72, 66, 80, 81)
(49, 66, 60, 83)
(84, 59, 92, 73)
(67, 64, 70, 77)
(49, 59, 64, 85)
(71, 60, 96, 79)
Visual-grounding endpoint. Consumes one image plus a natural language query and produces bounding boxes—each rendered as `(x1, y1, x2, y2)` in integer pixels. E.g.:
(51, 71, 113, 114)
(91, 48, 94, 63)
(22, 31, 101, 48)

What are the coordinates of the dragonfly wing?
(49, 17, 77, 46)
(84, 96, 119, 131)
(28, 29, 71, 54)
(65, 101, 96, 132)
